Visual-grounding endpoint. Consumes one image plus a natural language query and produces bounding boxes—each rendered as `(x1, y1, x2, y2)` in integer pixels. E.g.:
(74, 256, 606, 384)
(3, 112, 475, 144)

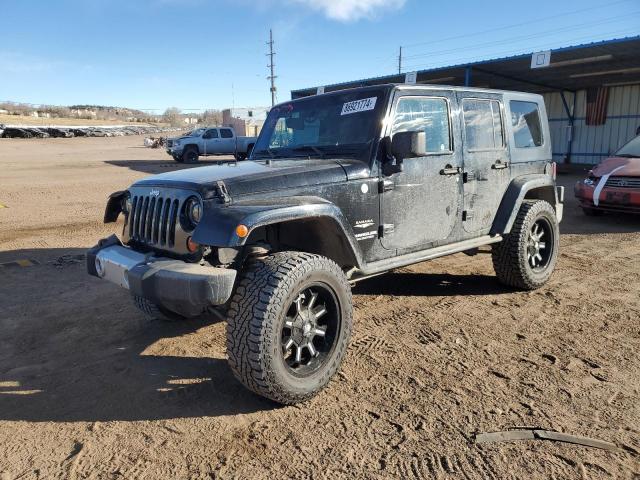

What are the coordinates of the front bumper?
(574, 181, 640, 213)
(166, 146, 183, 157)
(87, 235, 237, 316)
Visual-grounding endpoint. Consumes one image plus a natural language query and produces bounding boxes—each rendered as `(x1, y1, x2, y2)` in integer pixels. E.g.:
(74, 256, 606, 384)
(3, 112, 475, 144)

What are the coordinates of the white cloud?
(290, 0, 406, 21)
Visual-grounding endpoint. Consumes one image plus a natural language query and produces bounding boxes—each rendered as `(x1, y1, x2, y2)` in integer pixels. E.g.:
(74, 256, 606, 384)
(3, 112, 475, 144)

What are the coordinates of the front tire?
(132, 295, 186, 322)
(181, 146, 199, 164)
(226, 252, 353, 404)
(492, 200, 559, 290)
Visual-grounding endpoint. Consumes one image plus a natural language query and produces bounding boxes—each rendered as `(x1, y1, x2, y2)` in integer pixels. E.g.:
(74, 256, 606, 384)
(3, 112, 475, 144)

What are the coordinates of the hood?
(132, 159, 370, 197)
(592, 156, 640, 177)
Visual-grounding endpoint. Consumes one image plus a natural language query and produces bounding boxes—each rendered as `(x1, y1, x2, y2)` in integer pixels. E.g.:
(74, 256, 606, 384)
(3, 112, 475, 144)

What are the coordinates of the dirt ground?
(1, 135, 639, 479)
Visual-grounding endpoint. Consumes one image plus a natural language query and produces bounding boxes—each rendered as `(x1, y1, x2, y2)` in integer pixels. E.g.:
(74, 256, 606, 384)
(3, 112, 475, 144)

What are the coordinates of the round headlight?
(187, 197, 203, 226)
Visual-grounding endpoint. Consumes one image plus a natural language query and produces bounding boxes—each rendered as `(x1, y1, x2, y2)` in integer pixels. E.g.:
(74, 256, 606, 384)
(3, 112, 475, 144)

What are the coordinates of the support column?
(464, 67, 472, 86)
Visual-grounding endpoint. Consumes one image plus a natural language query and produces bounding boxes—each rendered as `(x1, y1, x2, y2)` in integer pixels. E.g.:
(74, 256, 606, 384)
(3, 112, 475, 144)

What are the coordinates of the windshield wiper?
(291, 145, 325, 158)
(253, 148, 276, 159)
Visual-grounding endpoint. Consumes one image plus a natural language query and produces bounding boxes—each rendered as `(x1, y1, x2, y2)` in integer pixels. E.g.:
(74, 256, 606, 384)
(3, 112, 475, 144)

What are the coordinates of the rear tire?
(181, 146, 199, 164)
(132, 295, 186, 322)
(492, 200, 559, 290)
(234, 152, 247, 161)
(226, 252, 352, 405)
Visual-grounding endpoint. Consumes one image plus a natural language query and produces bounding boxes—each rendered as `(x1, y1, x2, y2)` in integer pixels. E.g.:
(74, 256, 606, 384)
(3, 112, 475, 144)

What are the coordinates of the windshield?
(184, 128, 205, 137)
(615, 135, 640, 157)
(252, 88, 388, 162)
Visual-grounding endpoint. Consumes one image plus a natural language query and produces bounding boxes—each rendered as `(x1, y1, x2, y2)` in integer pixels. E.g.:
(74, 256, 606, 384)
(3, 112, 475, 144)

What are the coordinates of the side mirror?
(391, 131, 427, 161)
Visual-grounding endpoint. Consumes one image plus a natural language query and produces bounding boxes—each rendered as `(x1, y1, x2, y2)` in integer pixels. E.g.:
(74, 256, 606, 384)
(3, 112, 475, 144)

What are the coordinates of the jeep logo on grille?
(150, 189, 160, 197)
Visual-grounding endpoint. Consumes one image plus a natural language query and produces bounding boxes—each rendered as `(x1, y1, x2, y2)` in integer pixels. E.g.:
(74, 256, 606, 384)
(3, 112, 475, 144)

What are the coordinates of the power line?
(400, 29, 640, 71)
(267, 29, 277, 107)
(401, 11, 640, 62)
(401, 0, 636, 50)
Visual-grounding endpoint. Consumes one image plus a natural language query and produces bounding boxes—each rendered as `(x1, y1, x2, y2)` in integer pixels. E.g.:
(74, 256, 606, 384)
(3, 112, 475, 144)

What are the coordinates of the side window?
(510, 101, 543, 148)
(220, 128, 234, 138)
(391, 97, 451, 154)
(204, 129, 218, 139)
(462, 99, 504, 150)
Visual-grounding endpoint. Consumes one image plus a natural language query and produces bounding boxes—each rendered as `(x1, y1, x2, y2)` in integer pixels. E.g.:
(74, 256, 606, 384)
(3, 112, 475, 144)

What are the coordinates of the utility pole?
(267, 29, 277, 107)
(398, 46, 402, 74)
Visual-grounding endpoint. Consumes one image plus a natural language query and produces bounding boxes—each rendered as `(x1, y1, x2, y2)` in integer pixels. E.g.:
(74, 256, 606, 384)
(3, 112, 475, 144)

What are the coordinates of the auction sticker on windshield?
(341, 97, 377, 116)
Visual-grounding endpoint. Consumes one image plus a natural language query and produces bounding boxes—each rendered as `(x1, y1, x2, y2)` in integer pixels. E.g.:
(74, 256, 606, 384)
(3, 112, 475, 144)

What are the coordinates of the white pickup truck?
(166, 126, 256, 163)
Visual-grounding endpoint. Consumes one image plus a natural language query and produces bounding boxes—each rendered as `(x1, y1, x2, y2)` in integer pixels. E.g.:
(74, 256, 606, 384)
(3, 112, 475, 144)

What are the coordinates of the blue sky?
(1, 0, 638, 112)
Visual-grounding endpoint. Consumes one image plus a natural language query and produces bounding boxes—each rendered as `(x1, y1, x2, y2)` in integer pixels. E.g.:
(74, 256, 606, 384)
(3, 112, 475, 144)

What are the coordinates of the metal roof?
(291, 36, 640, 98)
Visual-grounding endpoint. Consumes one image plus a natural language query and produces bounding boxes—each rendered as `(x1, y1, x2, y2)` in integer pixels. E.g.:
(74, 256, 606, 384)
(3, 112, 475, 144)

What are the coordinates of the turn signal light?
(186, 236, 199, 253)
(236, 224, 249, 238)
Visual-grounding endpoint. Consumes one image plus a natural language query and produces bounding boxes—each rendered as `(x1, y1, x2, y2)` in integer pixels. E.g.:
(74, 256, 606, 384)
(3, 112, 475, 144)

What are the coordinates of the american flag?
(585, 86, 609, 126)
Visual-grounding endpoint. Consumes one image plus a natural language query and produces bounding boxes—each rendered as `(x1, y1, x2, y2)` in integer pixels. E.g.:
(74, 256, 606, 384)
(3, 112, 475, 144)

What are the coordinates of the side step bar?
(352, 235, 502, 280)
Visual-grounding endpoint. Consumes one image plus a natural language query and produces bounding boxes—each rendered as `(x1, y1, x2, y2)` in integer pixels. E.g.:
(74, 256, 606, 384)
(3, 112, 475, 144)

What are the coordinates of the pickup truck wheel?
(226, 252, 352, 405)
(182, 146, 199, 164)
(132, 295, 186, 322)
(492, 200, 559, 290)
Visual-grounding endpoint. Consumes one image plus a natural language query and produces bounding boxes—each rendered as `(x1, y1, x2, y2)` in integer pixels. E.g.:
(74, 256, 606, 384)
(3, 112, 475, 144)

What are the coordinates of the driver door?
(203, 128, 219, 154)
(380, 91, 463, 251)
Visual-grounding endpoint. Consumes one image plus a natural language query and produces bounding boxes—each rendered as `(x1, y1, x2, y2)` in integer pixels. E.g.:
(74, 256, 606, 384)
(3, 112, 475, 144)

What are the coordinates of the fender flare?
(104, 190, 126, 223)
(491, 175, 559, 235)
(191, 197, 365, 268)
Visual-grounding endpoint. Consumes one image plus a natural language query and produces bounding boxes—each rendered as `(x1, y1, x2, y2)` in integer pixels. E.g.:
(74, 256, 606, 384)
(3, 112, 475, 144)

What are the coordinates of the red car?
(575, 134, 640, 215)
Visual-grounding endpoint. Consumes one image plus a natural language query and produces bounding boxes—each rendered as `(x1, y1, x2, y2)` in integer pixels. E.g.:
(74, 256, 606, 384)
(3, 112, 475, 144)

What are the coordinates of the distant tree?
(163, 107, 182, 126)
(200, 109, 223, 126)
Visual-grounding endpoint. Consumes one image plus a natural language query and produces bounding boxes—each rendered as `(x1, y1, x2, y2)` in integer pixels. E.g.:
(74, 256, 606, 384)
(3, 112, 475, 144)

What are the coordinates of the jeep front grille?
(129, 195, 180, 248)
(605, 176, 640, 189)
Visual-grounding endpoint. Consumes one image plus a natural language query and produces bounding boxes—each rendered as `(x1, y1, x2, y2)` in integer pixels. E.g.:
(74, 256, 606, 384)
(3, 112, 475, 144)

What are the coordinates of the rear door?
(380, 90, 463, 250)
(457, 93, 510, 234)
(219, 128, 236, 154)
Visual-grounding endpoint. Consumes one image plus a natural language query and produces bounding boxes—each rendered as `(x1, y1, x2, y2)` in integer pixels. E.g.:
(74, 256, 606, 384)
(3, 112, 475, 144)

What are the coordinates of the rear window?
(220, 128, 233, 138)
(510, 101, 543, 148)
(462, 99, 504, 150)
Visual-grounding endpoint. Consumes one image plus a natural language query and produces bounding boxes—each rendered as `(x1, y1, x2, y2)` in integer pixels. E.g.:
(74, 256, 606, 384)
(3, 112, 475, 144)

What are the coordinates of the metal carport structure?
(291, 36, 640, 165)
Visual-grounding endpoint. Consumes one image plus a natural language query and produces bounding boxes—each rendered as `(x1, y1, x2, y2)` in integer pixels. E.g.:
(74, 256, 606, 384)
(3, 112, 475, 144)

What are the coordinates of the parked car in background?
(166, 126, 256, 163)
(575, 134, 640, 215)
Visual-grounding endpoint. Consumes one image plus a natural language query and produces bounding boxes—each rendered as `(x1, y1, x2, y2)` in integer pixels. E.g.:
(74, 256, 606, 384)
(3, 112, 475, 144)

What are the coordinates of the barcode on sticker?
(341, 97, 377, 116)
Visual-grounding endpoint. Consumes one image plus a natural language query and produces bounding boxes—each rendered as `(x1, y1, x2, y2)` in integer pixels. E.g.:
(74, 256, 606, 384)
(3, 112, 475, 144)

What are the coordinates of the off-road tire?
(132, 295, 186, 322)
(226, 252, 353, 405)
(181, 146, 199, 164)
(492, 200, 559, 290)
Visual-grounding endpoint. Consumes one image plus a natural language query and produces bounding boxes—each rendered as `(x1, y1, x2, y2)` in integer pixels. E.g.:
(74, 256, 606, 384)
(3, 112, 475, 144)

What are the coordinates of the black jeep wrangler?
(88, 84, 564, 404)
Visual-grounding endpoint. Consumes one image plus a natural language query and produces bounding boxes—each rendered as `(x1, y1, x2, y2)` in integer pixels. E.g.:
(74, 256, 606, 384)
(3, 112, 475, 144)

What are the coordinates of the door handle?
(440, 165, 461, 176)
(492, 161, 509, 170)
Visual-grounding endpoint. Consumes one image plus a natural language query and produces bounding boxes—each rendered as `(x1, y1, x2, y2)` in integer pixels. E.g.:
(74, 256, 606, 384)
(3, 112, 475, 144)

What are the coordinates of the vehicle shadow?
(353, 271, 511, 297)
(0, 247, 276, 423)
(106, 157, 239, 175)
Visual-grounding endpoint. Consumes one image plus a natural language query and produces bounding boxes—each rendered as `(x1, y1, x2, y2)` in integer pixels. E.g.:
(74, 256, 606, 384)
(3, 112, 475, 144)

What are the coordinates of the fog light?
(235, 224, 249, 238)
(95, 257, 105, 277)
(186, 236, 199, 253)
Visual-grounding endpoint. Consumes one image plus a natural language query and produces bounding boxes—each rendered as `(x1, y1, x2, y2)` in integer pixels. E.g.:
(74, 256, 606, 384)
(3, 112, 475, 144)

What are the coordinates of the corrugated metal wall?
(543, 84, 640, 165)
